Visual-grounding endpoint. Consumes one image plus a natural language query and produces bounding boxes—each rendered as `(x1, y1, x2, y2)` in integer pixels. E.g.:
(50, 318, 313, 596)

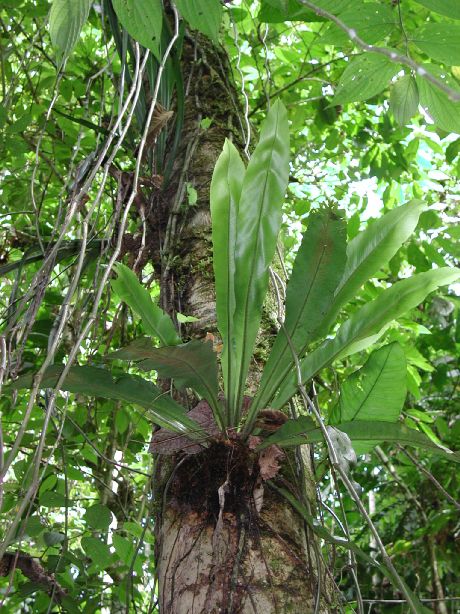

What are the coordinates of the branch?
(0, 550, 67, 603)
(297, 0, 460, 102)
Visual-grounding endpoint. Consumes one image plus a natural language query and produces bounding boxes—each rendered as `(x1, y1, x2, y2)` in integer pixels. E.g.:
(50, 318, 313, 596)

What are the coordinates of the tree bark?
(150, 33, 338, 614)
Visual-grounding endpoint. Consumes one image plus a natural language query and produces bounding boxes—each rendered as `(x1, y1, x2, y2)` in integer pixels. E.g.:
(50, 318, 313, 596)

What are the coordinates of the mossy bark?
(149, 33, 338, 614)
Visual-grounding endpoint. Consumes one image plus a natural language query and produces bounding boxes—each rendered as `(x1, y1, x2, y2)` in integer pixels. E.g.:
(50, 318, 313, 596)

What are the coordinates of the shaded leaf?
(262, 417, 460, 462)
(417, 67, 460, 135)
(43, 532, 65, 546)
(111, 264, 180, 347)
(112, 0, 162, 58)
(332, 342, 407, 424)
(110, 338, 221, 425)
(252, 209, 347, 418)
(390, 75, 419, 126)
(84, 504, 113, 531)
(274, 267, 460, 408)
(175, 0, 223, 42)
(81, 537, 112, 569)
(10, 365, 201, 436)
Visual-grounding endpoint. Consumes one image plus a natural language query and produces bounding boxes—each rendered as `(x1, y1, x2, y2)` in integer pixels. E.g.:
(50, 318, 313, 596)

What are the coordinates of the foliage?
(1, 0, 460, 612)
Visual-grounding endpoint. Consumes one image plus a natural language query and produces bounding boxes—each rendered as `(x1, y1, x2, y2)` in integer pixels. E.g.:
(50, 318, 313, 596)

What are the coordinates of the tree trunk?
(150, 33, 338, 614)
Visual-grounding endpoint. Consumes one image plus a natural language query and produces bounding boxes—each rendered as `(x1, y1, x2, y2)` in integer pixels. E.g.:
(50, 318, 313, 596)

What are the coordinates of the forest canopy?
(0, 1, 459, 613)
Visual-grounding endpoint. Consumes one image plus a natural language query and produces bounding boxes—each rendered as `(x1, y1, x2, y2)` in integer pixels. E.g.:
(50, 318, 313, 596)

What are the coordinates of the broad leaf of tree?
(49, 0, 92, 61)
(10, 365, 201, 436)
(252, 209, 347, 419)
(319, 4, 396, 46)
(274, 267, 460, 408)
(414, 0, 460, 19)
(261, 417, 460, 462)
(210, 139, 245, 410)
(412, 24, 460, 66)
(332, 54, 401, 105)
(112, 0, 163, 59)
(109, 338, 221, 426)
(84, 505, 112, 530)
(330, 342, 407, 424)
(390, 75, 420, 126)
(175, 0, 223, 42)
(81, 537, 112, 570)
(230, 100, 290, 415)
(417, 68, 460, 134)
(111, 263, 180, 347)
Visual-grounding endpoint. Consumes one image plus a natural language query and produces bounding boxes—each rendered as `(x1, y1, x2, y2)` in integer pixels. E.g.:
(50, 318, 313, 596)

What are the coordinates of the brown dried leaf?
(150, 399, 220, 455)
(258, 444, 285, 481)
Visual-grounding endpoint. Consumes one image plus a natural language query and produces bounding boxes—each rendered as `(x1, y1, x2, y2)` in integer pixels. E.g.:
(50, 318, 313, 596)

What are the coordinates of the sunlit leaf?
(49, 0, 92, 60)
(412, 24, 460, 66)
(230, 100, 290, 416)
(112, 263, 180, 347)
(332, 53, 401, 105)
(210, 139, 245, 409)
(274, 267, 460, 408)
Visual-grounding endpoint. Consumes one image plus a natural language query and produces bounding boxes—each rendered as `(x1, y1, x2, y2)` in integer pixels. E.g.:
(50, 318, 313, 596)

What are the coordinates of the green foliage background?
(0, 0, 459, 612)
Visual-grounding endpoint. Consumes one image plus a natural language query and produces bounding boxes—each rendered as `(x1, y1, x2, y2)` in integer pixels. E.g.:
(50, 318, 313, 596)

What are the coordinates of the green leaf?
(210, 139, 245, 405)
(112, 0, 163, 58)
(414, 0, 460, 19)
(11, 365, 202, 436)
(43, 531, 65, 546)
(320, 4, 396, 46)
(49, 0, 91, 60)
(252, 209, 347, 419)
(112, 264, 180, 347)
(84, 504, 113, 531)
(274, 484, 434, 614)
(320, 200, 425, 335)
(110, 338, 222, 427)
(81, 537, 112, 570)
(262, 417, 460, 462)
(175, 0, 223, 42)
(412, 25, 460, 66)
(112, 535, 142, 574)
(331, 342, 407, 424)
(417, 68, 460, 135)
(390, 75, 419, 126)
(332, 53, 401, 105)
(274, 267, 460, 408)
(230, 100, 290, 416)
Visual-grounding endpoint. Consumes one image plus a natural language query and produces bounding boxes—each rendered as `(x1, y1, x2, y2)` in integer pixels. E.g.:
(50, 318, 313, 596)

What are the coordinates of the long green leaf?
(331, 342, 407, 424)
(260, 417, 460, 462)
(10, 365, 202, 436)
(110, 338, 222, 428)
(210, 140, 245, 409)
(251, 209, 347, 420)
(274, 267, 460, 408)
(230, 100, 290, 417)
(111, 263, 180, 347)
(322, 200, 425, 334)
(112, 0, 163, 59)
(49, 0, 92, 61)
